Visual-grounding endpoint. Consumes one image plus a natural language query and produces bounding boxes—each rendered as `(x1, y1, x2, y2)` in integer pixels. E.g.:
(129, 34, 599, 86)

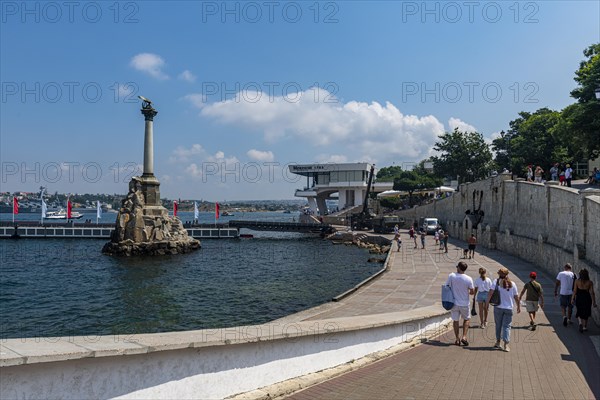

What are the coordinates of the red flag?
(13, 197, 19, 214)
(215, 202, 220, 219)
(67, 199, 72, 219)
(173, 201, 178, 217)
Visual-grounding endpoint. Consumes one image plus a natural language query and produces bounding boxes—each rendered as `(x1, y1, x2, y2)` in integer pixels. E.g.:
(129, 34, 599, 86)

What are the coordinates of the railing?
(228, 220, 332, 233)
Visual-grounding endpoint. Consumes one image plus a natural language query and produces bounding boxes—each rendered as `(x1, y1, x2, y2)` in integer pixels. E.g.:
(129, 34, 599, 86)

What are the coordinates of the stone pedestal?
(102, 177, 200, 256)
(140, 174, 161, 206)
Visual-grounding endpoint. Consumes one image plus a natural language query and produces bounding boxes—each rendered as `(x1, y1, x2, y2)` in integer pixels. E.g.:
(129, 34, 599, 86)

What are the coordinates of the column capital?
(141, 107, 158, 121)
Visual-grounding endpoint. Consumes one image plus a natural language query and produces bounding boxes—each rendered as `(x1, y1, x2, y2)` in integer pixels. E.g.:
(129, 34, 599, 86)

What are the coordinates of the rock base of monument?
(102, 238, 201, 256)
(102, 176, 201, 257)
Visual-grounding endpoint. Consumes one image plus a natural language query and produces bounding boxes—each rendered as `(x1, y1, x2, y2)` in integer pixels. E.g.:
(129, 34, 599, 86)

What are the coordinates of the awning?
(377, 190, 406, 198)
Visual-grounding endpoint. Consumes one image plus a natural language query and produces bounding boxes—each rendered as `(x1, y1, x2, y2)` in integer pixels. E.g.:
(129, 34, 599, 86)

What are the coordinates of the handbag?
(471, 302, 477, 316)
(441, 284, 455, 310)
(489, 279, 501, 306)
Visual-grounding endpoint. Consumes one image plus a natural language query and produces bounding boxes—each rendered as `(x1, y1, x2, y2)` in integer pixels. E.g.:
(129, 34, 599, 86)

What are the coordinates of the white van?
(422, 218, 440, 234)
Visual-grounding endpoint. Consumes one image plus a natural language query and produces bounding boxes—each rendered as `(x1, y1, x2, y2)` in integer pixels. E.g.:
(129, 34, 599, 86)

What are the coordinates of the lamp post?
(594, 87, 600, 100)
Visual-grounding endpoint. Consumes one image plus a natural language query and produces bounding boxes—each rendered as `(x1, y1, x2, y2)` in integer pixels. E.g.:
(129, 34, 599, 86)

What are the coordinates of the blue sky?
(1, 1, 599, 200)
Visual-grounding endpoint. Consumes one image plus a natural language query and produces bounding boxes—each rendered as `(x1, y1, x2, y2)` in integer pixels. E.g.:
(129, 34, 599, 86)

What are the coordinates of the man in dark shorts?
(555, 263, 576, 326)
(468, 234, 477, 259)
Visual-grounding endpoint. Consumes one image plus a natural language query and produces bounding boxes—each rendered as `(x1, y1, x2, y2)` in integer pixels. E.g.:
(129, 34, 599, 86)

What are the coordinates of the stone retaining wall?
(395, 175, 600, 323)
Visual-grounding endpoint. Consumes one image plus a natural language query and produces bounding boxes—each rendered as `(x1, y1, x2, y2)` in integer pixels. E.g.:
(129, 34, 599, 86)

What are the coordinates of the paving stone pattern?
(284, 231, 600, 400)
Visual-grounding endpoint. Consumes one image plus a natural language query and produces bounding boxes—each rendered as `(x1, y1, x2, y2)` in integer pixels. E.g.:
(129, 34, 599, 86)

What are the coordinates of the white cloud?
(448, 117, 477, 133)
(315, 154, 348, 163)
(183, 94, 206, 109)
(185, 163, 203, 178)
(170, 144, 204, 162)
(130, 53, 169, 80)
(178, 70, 197, 83)
(170, 144, 241, 181)
(186, 89, 446, 164)
(247, 149, 275, 162)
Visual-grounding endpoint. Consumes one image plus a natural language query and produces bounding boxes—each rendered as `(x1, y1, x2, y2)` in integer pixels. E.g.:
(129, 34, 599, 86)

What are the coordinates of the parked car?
(420, 217, 440, 234)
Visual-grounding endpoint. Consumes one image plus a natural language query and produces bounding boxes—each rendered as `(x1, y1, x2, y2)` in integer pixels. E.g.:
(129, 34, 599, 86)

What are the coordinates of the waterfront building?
(289, 163, 393, 215)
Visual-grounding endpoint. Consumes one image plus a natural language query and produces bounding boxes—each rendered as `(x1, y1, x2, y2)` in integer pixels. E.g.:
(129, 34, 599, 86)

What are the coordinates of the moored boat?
(45, 209, 83, 220)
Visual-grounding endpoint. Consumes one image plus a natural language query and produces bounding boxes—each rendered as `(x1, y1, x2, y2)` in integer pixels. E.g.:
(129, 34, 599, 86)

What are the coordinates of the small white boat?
(45, 209, 83, 220)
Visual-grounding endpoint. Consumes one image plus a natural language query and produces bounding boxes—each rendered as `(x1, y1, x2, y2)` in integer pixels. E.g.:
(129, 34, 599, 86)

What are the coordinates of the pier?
(0, 221, 238, 239)
(228, 219, 332, 233)
(0, 220, 332, 239)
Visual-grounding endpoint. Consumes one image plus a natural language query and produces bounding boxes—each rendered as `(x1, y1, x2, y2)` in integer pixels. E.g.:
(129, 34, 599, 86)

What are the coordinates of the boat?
(44, 209, 83, 220)
(239, 234, 254, 238)
(221, 211, 233, 216)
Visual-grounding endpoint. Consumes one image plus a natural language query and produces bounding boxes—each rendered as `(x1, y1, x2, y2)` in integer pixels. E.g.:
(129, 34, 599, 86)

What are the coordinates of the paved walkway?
(282, 230, 600, 400)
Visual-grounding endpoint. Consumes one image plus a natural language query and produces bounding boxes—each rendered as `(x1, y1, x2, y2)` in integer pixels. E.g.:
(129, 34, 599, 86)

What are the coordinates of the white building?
(289, 163, 393, 215)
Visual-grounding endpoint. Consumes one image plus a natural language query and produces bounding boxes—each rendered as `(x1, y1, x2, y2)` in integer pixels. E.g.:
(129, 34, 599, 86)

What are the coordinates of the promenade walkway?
(279, 230, 600, 400)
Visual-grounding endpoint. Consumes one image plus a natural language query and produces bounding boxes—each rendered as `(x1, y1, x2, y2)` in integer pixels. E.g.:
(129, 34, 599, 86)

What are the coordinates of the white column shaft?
(144, 120, 154, 175)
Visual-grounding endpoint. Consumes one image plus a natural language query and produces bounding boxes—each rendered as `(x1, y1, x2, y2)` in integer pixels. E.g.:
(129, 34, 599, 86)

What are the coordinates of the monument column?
(142, 105, 158, 177)
(138, 98, 161, 207)
(102, 96, 201, 256)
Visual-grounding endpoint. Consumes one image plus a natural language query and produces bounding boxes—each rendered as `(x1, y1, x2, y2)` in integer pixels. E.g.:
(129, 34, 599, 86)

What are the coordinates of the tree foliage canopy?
(562, 44, 600, 160)
(376, 166, 403, 182)
(393, 170, 442, 193)
(431, 128, 493, 183)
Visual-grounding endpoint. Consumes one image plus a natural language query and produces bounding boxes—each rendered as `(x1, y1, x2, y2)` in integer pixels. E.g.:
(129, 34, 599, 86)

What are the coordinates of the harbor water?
(0, 212, 380, 339)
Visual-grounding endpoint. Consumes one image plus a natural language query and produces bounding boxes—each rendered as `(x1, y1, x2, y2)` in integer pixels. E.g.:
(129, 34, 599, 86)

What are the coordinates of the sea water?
(0, 212, 379, 339)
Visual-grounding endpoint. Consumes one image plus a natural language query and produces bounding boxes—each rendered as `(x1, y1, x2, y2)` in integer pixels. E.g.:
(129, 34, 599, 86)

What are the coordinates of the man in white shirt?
(446, 261, 475, 346)
(555, 263, 576, 326)
(565, 164, 573, 187)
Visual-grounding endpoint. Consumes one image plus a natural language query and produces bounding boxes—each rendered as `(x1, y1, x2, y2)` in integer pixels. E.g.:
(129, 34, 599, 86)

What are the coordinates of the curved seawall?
(395, 174, 600, 323)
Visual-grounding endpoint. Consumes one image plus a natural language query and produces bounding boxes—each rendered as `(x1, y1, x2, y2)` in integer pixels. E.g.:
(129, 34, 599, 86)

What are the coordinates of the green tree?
(562, 43, 600, 160)
(491, 130, 510, 172)
(431, 128, 493, 183)
(504, 108, 564, 176)
(393, 170, 442, 206)
(376, 166, 403, 181)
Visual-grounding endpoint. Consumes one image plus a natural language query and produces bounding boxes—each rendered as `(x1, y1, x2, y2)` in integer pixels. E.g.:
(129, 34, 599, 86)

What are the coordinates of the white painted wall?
(0, 310, 450, 400)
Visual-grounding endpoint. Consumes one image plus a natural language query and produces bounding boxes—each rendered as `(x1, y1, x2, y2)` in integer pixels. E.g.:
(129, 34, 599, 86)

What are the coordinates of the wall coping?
(0, 305, 447, 368)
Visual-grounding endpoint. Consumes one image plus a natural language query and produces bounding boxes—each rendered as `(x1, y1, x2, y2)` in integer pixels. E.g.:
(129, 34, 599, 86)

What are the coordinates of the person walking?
(572, 269, 597, 332)
(467, 234, 477, 259)
(565, 164, 573, 187)
(555, 263, 576, 326)
(550, 163, 559, 181)
(473, 267, 492, 328)
(409, 226, 417, 249)
(446, 261, 475, 346)
(488, 268, 520, 352)
(519, 272, 544, 330)
(438, 229, 445, 250)
(420, 230, 426, 249)
(443, 231, 449, 253)
(534, 166, 544, 183)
